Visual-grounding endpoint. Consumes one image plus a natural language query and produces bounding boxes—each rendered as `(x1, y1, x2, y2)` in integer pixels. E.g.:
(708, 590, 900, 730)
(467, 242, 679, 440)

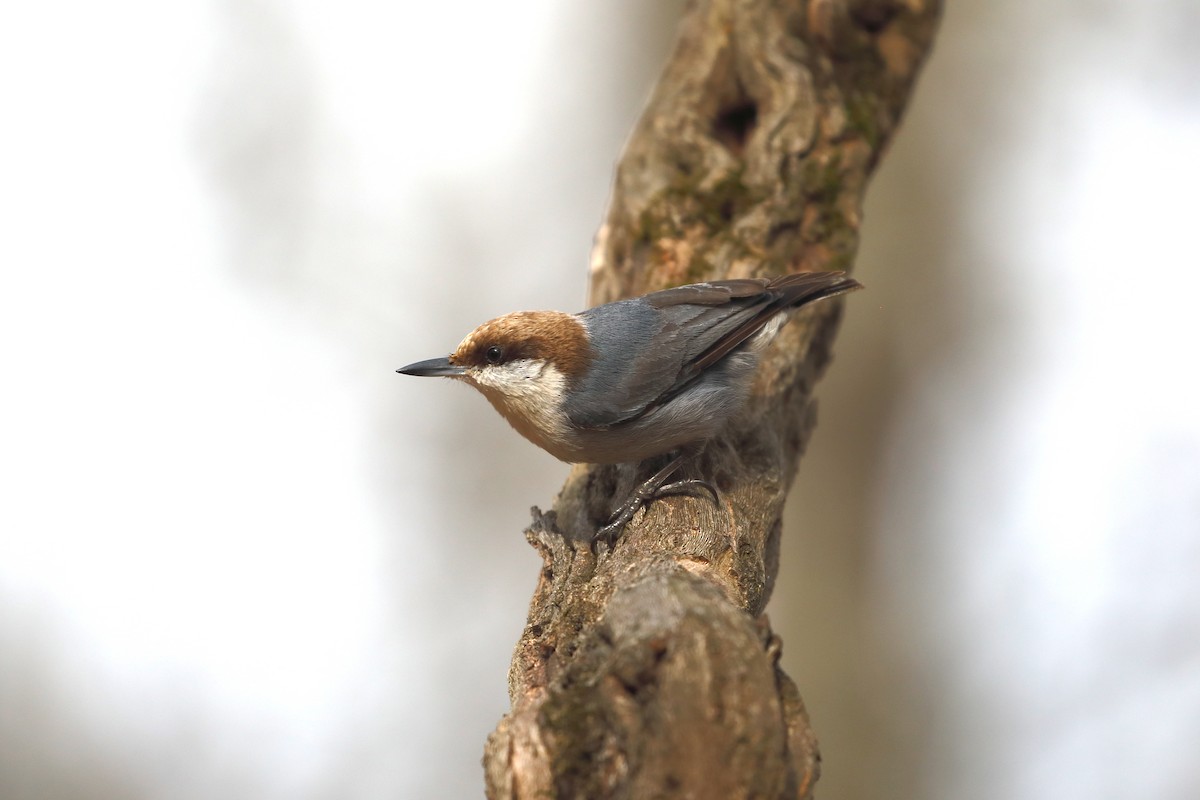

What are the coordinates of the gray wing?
(564, 273, 860, 430)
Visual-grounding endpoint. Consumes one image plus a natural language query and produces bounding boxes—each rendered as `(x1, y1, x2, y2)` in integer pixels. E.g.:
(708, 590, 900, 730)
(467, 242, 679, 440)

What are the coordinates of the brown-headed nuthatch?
(398, 271, 861, 543)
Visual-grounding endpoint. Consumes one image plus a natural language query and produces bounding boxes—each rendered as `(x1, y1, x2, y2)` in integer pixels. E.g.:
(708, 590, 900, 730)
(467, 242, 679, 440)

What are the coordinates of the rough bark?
(484, 1, 939, 797)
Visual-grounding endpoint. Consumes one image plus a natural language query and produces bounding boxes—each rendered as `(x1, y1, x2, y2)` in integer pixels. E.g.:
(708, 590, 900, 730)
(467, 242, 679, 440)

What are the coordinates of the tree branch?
(484, 1, 939, 796)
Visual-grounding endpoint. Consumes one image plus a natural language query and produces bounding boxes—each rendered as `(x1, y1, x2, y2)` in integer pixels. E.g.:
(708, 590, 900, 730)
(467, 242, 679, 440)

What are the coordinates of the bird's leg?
(593, 451, 720, 547)
(648, 444, 720, 507)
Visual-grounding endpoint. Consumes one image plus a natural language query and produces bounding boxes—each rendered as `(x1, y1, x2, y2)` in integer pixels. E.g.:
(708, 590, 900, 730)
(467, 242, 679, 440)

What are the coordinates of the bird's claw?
(653, 478, 720, 506)
(594, 511, 634, 550)
(592, 470, 721, 549)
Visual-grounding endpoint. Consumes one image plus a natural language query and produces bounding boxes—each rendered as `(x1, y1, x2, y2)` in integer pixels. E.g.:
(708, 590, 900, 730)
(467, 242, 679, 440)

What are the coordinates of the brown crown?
(450, 310, 592, 379)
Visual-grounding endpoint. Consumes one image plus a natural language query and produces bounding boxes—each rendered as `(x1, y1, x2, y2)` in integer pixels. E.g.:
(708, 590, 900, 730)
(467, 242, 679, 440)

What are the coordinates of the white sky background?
(1, 2, 1197, 799)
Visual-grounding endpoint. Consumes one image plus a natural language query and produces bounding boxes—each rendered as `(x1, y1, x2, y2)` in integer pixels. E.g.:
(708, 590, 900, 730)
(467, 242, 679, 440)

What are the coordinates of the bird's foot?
(652, 477, 719, 505)
(592, 457, 720, 549)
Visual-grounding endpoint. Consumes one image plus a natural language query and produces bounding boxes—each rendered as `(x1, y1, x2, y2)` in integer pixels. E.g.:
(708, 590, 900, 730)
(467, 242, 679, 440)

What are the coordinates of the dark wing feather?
(566, 272, 861, 430)
(690, 272, 862, 372)
(642, 279, 771, 308)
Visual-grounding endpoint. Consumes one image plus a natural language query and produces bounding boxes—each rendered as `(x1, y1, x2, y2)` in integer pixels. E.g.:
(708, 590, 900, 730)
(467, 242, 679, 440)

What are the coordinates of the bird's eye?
(485, 345, 504, 365)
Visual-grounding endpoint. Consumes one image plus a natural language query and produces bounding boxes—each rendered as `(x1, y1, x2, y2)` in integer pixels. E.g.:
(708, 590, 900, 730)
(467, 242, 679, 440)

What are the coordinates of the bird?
(397, 271, 861, 543)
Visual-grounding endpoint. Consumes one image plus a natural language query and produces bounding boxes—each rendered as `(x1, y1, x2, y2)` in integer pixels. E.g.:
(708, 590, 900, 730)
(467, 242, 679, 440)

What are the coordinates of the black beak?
(396, 356, 466, 377)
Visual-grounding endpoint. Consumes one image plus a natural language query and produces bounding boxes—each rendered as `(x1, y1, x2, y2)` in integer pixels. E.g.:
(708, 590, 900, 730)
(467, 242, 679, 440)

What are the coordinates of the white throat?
(466, 359, 573, 458)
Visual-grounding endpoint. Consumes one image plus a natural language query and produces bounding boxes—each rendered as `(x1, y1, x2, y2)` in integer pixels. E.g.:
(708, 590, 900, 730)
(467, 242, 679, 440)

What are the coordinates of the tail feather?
(692, 271, 861, 371)
(767, 271, 864, 307)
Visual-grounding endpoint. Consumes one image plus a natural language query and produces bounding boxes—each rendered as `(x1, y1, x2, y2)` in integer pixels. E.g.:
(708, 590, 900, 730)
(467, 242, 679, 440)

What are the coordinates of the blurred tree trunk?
(483, 1, 939, 797)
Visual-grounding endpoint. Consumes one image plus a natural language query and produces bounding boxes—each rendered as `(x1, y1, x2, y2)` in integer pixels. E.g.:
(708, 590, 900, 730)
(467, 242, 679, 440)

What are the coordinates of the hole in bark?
(713, 101, 758, 156)
(718, 198, 735, 222)
(851, 0, 898, 32)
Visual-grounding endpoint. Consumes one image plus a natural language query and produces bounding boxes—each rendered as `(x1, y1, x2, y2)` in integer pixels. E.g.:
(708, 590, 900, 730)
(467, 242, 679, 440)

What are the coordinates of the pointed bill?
(396, 357, 466, 377)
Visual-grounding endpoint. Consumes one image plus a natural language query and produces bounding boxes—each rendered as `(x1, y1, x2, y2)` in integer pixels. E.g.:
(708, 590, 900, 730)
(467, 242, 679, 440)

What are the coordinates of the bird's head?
(397, 310, 591, 406)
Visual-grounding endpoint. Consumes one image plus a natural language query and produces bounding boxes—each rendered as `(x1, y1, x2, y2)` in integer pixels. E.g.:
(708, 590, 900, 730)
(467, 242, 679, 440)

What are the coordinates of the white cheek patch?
(472, 359, 561, 395)
(469, 359, 572, 443)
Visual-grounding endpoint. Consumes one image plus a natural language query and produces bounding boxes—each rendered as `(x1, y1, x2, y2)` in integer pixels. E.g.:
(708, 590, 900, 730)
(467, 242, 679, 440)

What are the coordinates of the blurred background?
(2, 1, 1197, 798)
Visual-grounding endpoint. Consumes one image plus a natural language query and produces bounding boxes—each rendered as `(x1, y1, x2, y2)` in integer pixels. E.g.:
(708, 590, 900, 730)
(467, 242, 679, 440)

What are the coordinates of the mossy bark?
(484, 1, 939, 797)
